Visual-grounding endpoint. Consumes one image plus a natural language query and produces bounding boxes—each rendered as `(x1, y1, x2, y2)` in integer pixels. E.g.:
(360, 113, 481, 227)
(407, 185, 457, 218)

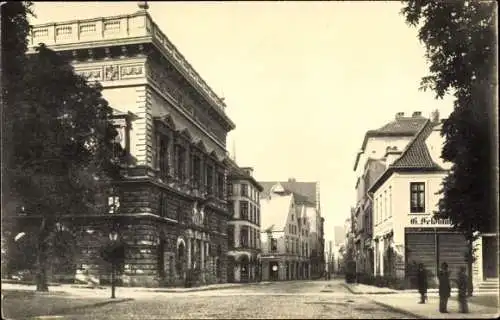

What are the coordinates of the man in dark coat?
(417, 263, 428, 304)
(457, 266, 469, 313)
(438, 262, 451, 313)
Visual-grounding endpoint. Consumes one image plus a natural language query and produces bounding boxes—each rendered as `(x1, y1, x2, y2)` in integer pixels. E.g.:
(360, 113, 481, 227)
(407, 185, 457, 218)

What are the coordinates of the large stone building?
(352, 111, 428, 277)
(260, 185, 312, 281)
(26, 5, 236, 286)
(226, 160, 263, 283)
(260, 179, 325, 278)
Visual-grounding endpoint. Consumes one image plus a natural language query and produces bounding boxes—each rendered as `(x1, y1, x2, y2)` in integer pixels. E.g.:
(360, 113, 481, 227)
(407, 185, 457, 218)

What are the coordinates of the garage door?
(405, 232, 437, 279)
(438, 233, 467, 286)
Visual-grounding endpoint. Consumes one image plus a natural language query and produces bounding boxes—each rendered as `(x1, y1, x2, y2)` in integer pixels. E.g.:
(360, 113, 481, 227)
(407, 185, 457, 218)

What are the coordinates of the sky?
(30, 1, 455, 242)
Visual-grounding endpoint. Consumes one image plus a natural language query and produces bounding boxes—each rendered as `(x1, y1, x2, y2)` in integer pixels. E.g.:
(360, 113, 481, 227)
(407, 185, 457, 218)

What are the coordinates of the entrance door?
(405, 232, 436, 288)
(270, 262, 279, 281)
(483, 236, 499, 279)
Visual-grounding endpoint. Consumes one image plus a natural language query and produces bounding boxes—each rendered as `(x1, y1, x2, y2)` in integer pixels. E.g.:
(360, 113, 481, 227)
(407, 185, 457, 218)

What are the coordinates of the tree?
(2, 2, 124, 291)
(401, 0, 498, 296)
(1, 0, 34, 280)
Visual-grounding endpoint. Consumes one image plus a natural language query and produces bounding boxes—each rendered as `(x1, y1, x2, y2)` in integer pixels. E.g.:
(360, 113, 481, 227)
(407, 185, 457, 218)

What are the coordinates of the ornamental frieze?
(78, 68, 103, 82)
(120, 64, 144, 79)
(104, 65, 120, 81)
(76, 63, 145, 82)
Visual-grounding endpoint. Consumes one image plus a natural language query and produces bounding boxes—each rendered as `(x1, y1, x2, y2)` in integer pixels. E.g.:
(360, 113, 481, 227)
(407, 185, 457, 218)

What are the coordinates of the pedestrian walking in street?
(457, 266, 469, 313)
(417, 263, 428, 304)
(438, 262, 451, 313)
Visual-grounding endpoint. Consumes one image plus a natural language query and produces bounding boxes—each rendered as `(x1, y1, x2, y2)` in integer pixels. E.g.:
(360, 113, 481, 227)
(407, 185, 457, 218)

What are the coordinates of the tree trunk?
(36, 218, 49, 292)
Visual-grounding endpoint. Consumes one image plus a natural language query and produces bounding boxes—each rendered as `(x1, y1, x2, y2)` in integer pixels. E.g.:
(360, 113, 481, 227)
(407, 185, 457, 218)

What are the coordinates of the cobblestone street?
(5, 281, 414, 319)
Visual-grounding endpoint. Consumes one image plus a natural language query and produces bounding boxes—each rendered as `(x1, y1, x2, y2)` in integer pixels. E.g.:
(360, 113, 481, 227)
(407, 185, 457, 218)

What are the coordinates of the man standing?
(417, 263, 428, 304)
(457, 266, 469, 313)
(438, 262, 451, 313)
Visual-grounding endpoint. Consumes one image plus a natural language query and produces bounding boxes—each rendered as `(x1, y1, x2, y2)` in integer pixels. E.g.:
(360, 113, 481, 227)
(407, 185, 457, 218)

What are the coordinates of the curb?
(54, 297, 134, 315)
(371, 300, 424, 319)
(149, 285, 245, 293)
(341, 283, 398, 295)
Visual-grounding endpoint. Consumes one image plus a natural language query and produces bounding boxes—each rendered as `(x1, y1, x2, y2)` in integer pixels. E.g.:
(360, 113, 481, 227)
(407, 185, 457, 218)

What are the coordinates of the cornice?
(29, 11, 235, 130)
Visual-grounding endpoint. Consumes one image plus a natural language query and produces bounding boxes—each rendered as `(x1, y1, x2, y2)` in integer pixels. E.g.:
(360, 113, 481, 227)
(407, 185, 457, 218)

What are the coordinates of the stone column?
(211, 164, 216, 195)
(235, 224, 240, 248)
(155, 133, 161, 171)
(187, 238, 192, 269)
(184, 144, 190, 185)
(168, 132, 175, 178)
(200, 155, 205, 193)
(379, 240, 384, 277)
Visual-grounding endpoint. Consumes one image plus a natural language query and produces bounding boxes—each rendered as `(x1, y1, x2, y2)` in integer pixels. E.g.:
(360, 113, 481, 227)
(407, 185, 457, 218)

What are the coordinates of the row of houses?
(7, 4, 325, 286)
(348, 111, 498, 289)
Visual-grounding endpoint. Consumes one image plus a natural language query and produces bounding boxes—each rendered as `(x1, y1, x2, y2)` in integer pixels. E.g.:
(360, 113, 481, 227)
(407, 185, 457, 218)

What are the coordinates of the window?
(241, 184, 248, 197)
(389, 187, 392, 218)
(175, 144, 185, 182)
(410, 182, 425, 213)
(256, 208, 260, 225)
(158, 192, 167, 217)
(191, 155, 201, 188)
(228, 183, 233, 196)
(271, 238, 277, 252)
(240, 227, 248, 247)
(159, 137, 169, 179)
(240, 201, 249, 220)
(228, 225, 235, 248)
(108, 195, 120, 214)
(217, 172, 224, 199)
(206, 164, 213, 194)
(384, 190, 387, 221)
(227, 200, 234, 217)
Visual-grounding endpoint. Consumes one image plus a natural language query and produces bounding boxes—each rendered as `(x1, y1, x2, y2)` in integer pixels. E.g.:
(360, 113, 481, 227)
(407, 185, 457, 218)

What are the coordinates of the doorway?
(483, 236, 499, 279)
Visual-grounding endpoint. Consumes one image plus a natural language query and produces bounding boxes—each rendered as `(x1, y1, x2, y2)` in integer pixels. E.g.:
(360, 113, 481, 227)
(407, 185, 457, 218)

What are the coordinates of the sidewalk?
(343, 282, 498, 296)
(369, 294, 499, 319)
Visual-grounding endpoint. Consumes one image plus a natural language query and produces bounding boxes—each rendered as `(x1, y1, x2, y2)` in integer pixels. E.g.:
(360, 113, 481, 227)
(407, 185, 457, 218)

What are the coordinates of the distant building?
(226, 161, 263, 283)
(260, 187, 312, 281)
(260, 179, 325, 278)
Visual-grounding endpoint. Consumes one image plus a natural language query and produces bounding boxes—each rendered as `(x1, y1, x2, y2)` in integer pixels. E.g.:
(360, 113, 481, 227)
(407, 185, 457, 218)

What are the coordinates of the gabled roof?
(354, 116, 428, 170)
(227, 158, 263, 191)
(260, 180, 317, 206)
(305, 206, 318, 232)
(260, 193, 293, 232)
(390, 120, 442, 170)
(368, 120, 447, 194)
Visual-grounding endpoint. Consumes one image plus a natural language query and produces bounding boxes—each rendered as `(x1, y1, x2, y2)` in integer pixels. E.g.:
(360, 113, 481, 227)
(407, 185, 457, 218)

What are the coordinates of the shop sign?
(409, 216, 451, 226)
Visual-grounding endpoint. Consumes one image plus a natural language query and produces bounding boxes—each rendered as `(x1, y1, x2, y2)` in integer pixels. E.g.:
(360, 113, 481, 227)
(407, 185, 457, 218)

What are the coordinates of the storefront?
(404, 218, 468, 287)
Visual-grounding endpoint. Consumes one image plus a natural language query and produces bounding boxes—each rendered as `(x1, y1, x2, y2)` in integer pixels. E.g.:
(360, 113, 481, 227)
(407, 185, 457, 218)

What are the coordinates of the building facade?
(226, 162, 263, 283)
(352, 111, 429, 277)
(27, 6, 236, 287)
(259, 185, 312, 281)
(260, 179, 325, 278)
(368, 118, 469, 287)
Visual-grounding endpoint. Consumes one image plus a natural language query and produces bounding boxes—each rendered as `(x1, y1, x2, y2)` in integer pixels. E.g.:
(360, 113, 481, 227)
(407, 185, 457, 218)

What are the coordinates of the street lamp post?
(109, 230, 118, 299)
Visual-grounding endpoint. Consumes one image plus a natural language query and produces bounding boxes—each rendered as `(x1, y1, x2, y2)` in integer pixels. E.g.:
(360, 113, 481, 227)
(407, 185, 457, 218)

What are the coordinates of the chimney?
(431, 109, 440, 123)
(412, 111, 422, 117)
(241, 167, 254, 177)
(385, 146, 402, 166)
(288, 177, 296, 183)
(138, 1, 149, 10)
(395, 112, 404, 119)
